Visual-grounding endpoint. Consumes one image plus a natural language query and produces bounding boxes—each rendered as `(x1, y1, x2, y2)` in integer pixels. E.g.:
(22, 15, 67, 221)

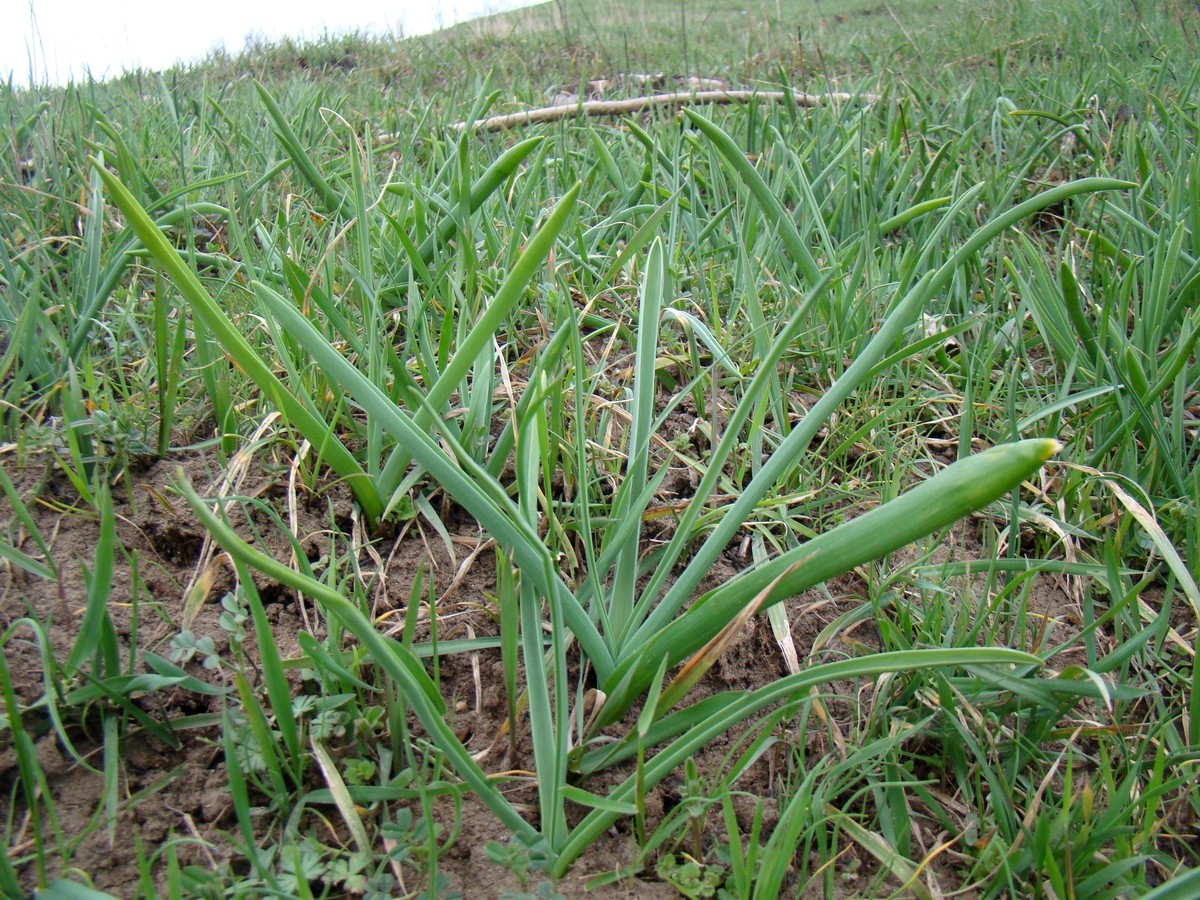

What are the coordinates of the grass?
(2, 0, 1199, 895)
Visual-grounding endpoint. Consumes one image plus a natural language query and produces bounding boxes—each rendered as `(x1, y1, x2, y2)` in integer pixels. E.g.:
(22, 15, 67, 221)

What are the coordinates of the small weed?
(168, 630, 221, 670)
(656, 853, 725, 899)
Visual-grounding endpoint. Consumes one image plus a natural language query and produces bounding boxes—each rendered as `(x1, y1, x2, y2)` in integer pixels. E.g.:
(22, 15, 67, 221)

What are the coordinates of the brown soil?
(0, 442, 1086, 898)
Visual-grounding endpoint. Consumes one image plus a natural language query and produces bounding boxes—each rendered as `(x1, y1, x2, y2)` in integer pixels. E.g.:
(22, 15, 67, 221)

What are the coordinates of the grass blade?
(683, 108, 822, 287)
(90, 159, 382, 522)
(601, 439, 1061, 725)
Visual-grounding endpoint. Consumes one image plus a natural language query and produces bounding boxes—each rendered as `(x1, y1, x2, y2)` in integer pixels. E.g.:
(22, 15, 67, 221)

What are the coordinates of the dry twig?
(452, 89, 882, 131)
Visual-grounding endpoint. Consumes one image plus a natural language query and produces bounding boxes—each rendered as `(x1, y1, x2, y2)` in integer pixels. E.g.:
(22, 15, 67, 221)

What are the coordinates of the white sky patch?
(2, 0, 543, 87)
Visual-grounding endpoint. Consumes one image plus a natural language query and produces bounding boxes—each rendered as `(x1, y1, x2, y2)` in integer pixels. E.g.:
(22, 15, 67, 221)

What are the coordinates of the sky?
(1, 0, 543, 88)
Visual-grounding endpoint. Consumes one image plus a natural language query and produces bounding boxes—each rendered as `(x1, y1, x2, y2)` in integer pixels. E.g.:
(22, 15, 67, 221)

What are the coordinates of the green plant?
(167, 630, 220, 670)
(7, 1, 1198, 893)
(656, 853, 723, 898)
(95, 98, 1136, 876)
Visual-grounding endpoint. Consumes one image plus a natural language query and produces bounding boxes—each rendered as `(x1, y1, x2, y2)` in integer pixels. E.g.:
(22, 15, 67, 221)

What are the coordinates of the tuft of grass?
(1, 0, 1198, 894)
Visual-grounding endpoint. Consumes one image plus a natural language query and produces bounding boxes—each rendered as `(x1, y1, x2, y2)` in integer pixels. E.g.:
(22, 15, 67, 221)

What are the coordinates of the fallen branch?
(452, 89, 882, 131)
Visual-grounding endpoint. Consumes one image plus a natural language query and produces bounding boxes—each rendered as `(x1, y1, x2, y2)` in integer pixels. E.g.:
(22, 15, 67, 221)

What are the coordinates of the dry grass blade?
(657, 560, 807, 715)
(824, 804, 934, 900)
(311, 739, 372, 857)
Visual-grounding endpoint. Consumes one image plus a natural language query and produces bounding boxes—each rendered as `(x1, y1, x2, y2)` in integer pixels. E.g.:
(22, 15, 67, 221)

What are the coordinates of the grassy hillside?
(2, 0, 1199, 896)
